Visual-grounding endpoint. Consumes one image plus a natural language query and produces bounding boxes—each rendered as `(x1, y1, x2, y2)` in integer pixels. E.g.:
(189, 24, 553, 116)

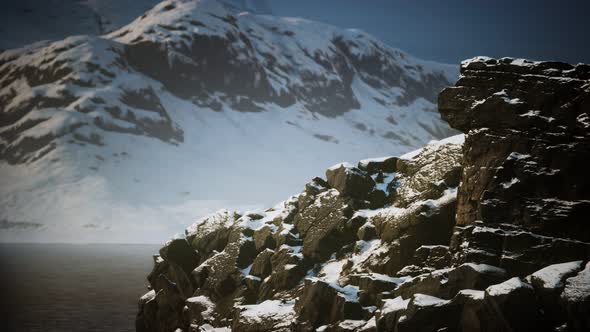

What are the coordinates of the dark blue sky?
(272, 0, 590, 65)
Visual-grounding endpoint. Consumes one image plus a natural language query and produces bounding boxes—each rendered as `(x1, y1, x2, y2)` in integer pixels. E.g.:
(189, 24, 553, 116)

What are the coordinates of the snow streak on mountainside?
(0, 0, 457, 243)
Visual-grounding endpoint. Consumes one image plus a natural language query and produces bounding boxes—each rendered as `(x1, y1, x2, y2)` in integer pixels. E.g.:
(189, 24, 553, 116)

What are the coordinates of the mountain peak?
(222, 0, 272, 14)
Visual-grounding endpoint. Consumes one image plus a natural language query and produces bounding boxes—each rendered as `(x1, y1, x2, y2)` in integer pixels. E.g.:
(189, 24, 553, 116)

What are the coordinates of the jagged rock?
(242, 275, 263, 304)
(294, 189, 358, 261)
(450, 221, 590, 276)
(259, 245, 306, 300)
(362, 196, 457, 276)
(295, 279, 340, 328)
(394, 263, 506, 300)
(250, 248, 275, 279)
(395, 294, 457, 332)
(357, 222, 377, 241)
(560, 262, 590, 331)
(395, 265, 433, 278)
(393, 138, 463, 207)
(152, 275, 187, 332)
(393, 268, 450, 300)
(185, 209, 241, 259)
(304, 177, 331, 197)
(389, 278, 546, 332)
(439, 56, 590, 242)
(325, 163, 375, 200)
(449, 289, 486, 332)
(136, 290, 157, 332)
(350, 138, 463, 276)
(356, 273, 405, 306)
(358, 156, 399, 174)
(184, 296, 216, 327)
(159, 238, 201, 278)
(144, 241, 198, 319)
(410, 245, 452, 270)
(376, 296, 409, 331)
(191, 227, 253, 302)
(445, 263, 506, 297)
(295, 279, 365, 329)
(252, 225, 277, 252)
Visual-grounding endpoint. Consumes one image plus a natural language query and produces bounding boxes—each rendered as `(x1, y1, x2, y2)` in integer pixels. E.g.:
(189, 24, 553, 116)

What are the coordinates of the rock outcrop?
(439, 57, 590, 241)
(137, 57, 590, 332)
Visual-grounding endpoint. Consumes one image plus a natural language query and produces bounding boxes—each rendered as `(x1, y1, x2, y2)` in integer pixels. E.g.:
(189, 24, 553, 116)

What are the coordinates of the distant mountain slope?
(0, 0, 457, 243)
(0, 0, 162, 50)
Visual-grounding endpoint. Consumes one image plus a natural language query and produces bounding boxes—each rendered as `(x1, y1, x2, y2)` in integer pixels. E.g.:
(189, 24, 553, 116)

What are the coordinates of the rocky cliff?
(136, 57, 590, 332)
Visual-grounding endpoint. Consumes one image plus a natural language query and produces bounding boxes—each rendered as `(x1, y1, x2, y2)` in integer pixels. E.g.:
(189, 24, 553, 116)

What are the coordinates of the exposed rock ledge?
(136, 57, 590, 332)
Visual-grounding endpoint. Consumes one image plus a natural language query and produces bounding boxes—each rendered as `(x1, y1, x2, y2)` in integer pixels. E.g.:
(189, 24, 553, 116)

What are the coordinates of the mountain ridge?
(0, 0, 457, 243)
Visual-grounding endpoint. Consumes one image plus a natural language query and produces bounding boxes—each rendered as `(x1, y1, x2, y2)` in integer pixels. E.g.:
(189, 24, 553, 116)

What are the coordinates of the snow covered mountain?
(0, 0, 271, 51)
(0, 0, 457, 243)
(0, 0, 162, 51)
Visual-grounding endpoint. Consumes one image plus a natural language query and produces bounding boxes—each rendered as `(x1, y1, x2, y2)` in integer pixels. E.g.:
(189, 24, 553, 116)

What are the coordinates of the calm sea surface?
(0, 243, 160, 332)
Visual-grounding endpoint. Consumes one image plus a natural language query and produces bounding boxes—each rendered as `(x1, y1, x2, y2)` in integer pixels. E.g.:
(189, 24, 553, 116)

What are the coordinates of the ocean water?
(0, 243, 160, 332)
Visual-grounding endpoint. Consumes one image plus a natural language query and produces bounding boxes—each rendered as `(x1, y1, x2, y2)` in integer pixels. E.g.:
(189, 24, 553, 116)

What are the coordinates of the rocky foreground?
(136, 57, 590, 332)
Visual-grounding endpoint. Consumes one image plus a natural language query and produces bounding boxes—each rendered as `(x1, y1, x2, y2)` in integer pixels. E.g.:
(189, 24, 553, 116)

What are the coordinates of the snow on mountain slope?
(0, 0, 163, 51)
(0, 0, 458, 243)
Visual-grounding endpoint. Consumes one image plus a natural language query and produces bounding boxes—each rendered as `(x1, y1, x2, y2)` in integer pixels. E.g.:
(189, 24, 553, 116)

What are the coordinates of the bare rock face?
(439, 57, 590, 242)
(136, 57, 590, 332)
